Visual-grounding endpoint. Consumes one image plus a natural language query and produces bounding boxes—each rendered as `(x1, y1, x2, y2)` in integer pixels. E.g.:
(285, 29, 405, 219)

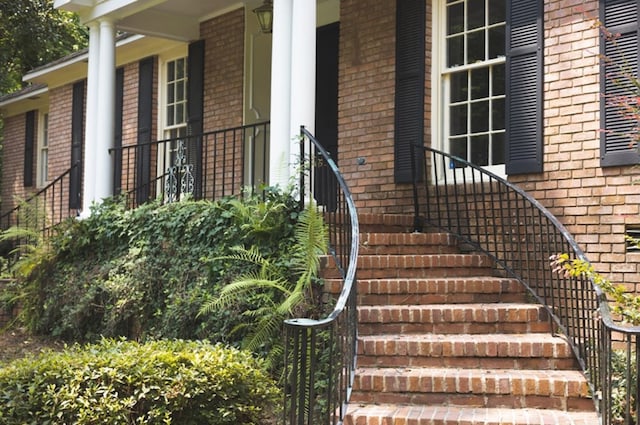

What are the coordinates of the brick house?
(0, 0, 639, 422)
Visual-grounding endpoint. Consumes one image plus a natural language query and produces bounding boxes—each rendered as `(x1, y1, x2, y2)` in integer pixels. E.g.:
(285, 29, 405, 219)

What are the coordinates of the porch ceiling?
(55, 0, 244, 42)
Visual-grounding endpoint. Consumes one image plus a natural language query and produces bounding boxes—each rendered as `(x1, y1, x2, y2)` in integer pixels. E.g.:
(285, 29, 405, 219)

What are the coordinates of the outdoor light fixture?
(253, 0, 273, 34)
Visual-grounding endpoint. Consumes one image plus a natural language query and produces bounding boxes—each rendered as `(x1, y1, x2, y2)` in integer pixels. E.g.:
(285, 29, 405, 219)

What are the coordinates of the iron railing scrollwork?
(411, 144, 640, 425)
(283, 127, 359, 425)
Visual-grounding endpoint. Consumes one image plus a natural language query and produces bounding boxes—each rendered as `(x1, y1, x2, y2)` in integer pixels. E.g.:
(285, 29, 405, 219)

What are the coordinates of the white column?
(80, 21, 100, 218)
(94, 19, 116, 201)
(268, 0, 293, 188)
(290, 0, 316, 197)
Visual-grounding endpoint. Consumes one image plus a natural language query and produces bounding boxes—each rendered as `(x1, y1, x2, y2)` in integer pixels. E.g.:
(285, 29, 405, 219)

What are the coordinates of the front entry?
(315, 22, 339, 209)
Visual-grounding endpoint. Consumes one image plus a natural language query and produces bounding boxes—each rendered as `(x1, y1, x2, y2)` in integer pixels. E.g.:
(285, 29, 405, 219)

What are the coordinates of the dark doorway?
(315, 22, 339, 210)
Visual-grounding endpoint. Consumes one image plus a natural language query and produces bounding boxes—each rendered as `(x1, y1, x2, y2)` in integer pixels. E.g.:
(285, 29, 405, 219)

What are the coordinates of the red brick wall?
(338, 0, 432, 214)
(200, 8, 245, 197)
(509, 0, 640, 287)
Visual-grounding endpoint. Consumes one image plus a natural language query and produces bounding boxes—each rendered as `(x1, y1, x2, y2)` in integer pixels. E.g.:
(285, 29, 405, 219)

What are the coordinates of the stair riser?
(358, 340, 575, 360)
(359, 245, 459, 255)
(358, 293, 528, 305)
(324, 267, 496, 279)
(349, 392, 594, 412)
(359, 322, 553, 335)
(356, 355, 579, 370)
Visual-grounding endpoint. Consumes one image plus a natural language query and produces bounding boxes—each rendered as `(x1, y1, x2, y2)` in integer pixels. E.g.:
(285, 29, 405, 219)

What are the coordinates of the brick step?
(324, 277, 528, 304)
(359, 232, 459, 254)
(358, 303, 552, 335)
(357, 213, 416, 233)
(344, 404, 600, 425)
(350, 367, 592, 411)
(357, 333, 578, 370)
(321, 254, 495, 279)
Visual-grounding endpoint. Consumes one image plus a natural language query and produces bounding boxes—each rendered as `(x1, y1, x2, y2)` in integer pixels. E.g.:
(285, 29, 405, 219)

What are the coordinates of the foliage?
(550, 250, 640, 325)
(1, 189, 301, 343)
(0, 0, 88, 94)
(199, 204, 328, 370)
(0, 338, 279, 424)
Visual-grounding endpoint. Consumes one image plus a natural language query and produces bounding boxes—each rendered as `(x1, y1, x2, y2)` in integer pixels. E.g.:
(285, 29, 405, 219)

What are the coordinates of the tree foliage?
(0, 0, 88, 95)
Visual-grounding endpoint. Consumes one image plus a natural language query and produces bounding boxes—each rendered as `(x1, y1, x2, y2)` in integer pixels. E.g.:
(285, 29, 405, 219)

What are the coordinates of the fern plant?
(199, 203, 328, 369)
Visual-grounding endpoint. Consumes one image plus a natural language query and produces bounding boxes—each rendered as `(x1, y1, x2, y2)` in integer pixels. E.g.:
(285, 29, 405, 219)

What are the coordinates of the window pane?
(167, 105, 175, 126)
(470, 100, 489, 133)
(177, 81, 185, 102)
(447, 35, 464, 67)
(488, 0, 505, 24)
(489, 24, 505, 58)
(493, 64, 505, 95)
(450, 71, 468, 102)
(450, 137, 468, 166)
(447, 2, 464, 35)
(492, 132, 505, 164)
(470, 135, 489, 165)
(450, 104, 468, 135)
(177, 58, 185, 79)
(471, 67, 489, 99)
(468, 0, 485, 30)
(168, 62, 175, 81)
(467, 29, 485, 63)
(176, 103, 185, 125)
(168, 82, 175, 103)
(492, 97, 505, 130)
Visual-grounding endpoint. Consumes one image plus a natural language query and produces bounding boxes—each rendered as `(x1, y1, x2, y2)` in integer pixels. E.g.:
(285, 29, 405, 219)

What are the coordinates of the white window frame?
(432, 0, 507, 179)
(36, 111, 50, 188)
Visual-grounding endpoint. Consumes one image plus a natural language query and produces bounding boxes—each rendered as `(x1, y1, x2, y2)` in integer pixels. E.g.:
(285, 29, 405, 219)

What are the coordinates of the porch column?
(80, 21, 100, 218)
(289, 0, 316, 198)
(268, 0, 293, 188)
(93, 18, 116, 201)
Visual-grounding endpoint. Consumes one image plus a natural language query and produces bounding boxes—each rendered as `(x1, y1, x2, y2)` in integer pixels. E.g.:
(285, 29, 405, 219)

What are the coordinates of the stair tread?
(344, 404, 599, 425)
(359, 303, 546, 320)
(358, 333, 574, 358)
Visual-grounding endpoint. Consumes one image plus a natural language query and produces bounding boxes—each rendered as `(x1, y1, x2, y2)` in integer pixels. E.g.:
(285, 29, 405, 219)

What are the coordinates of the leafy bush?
(2, 189, 300, 342)
(0, 339, 279, 424)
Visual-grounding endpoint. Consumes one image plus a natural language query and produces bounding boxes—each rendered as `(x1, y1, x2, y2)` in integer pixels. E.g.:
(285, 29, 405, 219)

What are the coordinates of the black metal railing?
(110, 122, 269, 208)
(0, 163, 80, 238)
(283, 127, 359, 425)
(412, 144, 639, 424)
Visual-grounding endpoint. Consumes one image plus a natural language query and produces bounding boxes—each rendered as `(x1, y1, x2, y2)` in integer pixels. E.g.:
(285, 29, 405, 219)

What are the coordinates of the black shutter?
(69, 81, 84, 209)
(505, 0, 544, 174)
(136, 57, 154, 204)
(188, 40, 205, 197)
(114, 67, 124, 195)
(600, 0, 640, 167)
(394, 0, 425, 183)
(23, 110, 35, 187)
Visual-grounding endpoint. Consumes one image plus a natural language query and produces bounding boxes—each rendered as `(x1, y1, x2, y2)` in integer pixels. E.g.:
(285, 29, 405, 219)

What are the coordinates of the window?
(442, 0, 506, 169)
(37, 112, 49, 187)
(434, 0, 543, 175)
(164, 57, 188, 140)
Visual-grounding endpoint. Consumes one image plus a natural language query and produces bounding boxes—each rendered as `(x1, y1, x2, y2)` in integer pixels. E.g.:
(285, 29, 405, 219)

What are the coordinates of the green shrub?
(1, 189, 300, 342)
(0, 339, 280, 424)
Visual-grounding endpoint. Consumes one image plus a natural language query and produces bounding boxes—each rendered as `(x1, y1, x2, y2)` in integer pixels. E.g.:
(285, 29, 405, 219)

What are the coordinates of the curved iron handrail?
(283, 127, 359, 425)
(412, 145, 640, 424)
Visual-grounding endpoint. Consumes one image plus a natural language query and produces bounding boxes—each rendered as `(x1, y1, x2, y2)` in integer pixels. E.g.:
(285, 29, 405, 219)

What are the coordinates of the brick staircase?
(330, 215, 599, 425)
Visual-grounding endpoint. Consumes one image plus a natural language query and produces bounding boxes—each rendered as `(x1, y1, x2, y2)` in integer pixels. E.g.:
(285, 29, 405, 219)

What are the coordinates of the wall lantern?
(253, 0, 273, 34)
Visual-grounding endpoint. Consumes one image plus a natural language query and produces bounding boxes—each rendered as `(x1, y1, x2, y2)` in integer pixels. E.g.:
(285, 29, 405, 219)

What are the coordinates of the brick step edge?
(343, 404, 599, 425)
(352, 367, 590, 398)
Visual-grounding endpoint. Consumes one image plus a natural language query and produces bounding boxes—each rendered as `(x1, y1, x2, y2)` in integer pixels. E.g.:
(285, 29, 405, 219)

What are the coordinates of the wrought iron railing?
(110, 122, 269, 208)
(412, 144, 640, 424)
(0, 163, 80, 237)
(283, 127, 359, 425)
